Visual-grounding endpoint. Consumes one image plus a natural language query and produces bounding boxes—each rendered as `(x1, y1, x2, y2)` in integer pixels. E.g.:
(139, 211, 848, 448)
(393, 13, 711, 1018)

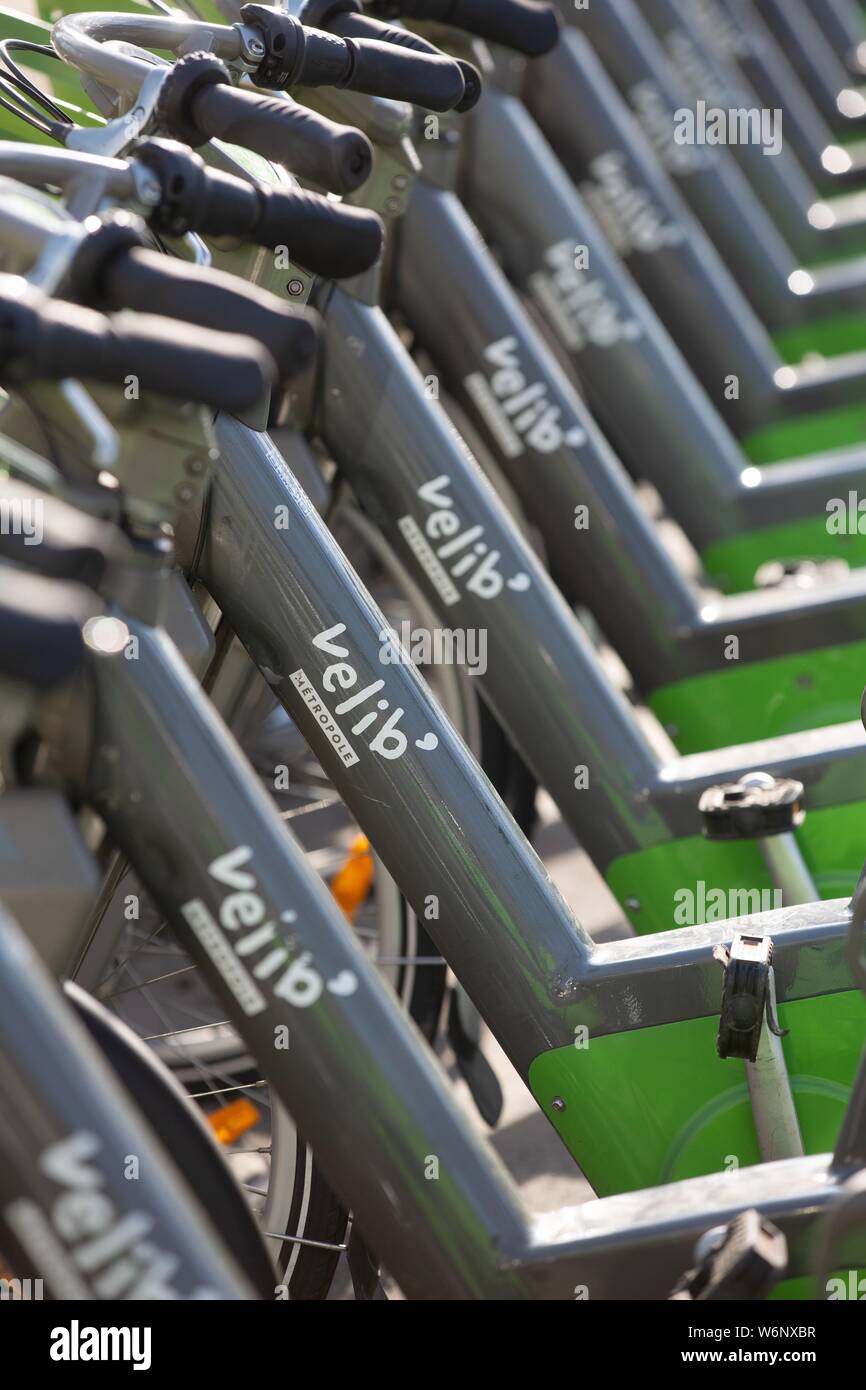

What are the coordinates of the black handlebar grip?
(240, 6, 465, 109)
(365, 0, 560, 56)
(133, 145, 383, 278)
(343, 35, 465, 108)
(255, 190, 384, 277)
(135, 140, 262, 241)
(304, 3, 482, 109)
(133, 139, 381, 274)
(0, 568, 97, 692)
(0, 286, 274, 414)
(340, 34, 465, 108)
(190, 83, 373, 193)
(96, 247, 319, 384)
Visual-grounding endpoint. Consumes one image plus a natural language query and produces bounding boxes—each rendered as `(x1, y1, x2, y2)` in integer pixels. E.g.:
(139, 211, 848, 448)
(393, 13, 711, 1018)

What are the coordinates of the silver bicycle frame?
(0, 892, 252, 1298)
(37, 651, 866, 1295)
(12, 45, 866, 885)
(453, 71, 866, 560)
(0, 10, 861, 1295)
(525, 12, 866, 431)
(595, 0, 866, 299)
(751, 0, 863, 129)
(635, 0, 845, 264)
(49, 614, 866, 1296)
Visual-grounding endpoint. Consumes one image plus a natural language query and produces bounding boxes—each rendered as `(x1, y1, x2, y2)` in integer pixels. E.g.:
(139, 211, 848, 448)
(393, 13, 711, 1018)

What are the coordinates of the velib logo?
(397, 474, 531, 606)
(50, 1321, 151, 1371)
(290, 622, 439, 768)
(2, 1131, 221, 1300)
(182, 844, 357, 1017)
(674, 881, 783, 925)
(674, 99, 782, 157)
(464, 337, 586, 458)
(529, 240, 643, 352)
(691, 0, 753, 62)
(581, 151, 685, 256)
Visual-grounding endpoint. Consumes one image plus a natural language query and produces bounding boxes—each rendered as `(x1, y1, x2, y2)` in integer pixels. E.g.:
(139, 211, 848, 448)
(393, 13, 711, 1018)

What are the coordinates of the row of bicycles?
(2, 0, 866, 1303)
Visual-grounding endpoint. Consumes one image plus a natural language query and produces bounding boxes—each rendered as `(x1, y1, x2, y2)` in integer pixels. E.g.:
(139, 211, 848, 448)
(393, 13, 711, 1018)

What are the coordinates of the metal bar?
(461, 80, 866, 552)
(84, 608, 537, 1298)
(745, 1016, 805, 1160)
(758, 832, 820, 903)
(0, 901, 251, 1298)
(316, 282, 668, 866)
(200, 417, 593, 1069)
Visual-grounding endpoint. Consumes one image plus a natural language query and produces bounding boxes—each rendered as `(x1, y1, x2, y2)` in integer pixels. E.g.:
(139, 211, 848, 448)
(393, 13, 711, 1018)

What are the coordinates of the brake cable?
(0, 40, 75, 142)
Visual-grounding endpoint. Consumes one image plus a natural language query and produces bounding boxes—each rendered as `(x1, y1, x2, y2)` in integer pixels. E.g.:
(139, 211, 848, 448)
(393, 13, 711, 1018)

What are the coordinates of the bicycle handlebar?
(363, 0, 560, 56)
(239, 5, 467, 110)
(69, 217, 319, 383)
(134, 141, 383, 278)
(298, 0, 482, 110)
(156, 55, 373, 194)
(0, 276, 275, 414)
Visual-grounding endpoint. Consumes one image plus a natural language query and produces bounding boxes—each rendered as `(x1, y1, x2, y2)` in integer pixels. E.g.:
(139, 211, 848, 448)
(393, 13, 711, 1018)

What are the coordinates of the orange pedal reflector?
(330, 834, 374, 921)
(208, 1097, 260, 1145)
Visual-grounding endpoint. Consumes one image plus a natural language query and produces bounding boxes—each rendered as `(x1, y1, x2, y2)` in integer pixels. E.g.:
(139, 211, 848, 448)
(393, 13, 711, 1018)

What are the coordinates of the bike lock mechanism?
(700, 772, 810, 1163)
(711, 933, 803, 1163)
(669, 1209, 788, 1302)
(699, 771, 815, 904)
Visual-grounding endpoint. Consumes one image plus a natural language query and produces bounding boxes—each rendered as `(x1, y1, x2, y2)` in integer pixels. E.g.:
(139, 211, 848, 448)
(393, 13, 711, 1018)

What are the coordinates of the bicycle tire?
(64, 979, 277, 1299)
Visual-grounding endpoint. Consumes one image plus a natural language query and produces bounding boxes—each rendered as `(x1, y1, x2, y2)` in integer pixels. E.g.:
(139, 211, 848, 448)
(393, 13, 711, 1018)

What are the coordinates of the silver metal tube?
(746, 1020, 806, 1162)
(758, 832, 820, 905)
(0, 147, 133, 195)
